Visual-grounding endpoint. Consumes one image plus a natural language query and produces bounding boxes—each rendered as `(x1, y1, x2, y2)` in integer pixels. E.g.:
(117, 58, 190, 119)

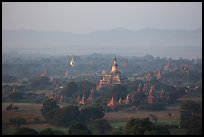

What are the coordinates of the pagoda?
(107, 96, 116, 109)
(156, 69, 161, 80)
(147, 84, 155, 104)
(96, 58, 126, 90)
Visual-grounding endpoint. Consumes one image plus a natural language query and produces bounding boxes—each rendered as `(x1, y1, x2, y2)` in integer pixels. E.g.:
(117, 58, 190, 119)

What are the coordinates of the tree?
(125, 117, 153, 135)
(151, 124, 170, 135)
(14, 127, 39, 135)
(40, 128, 55, 135)
(111, 127, 124, 135)
(108, 84, 129, 100)
(144, 130, 158, 135)
(77, 80, 95, 91)
(80, 106, 104, 121)
(30, 76, 51, 89)
(2, 74, 17, 83)
(8, 92, 23, 101)
(62, 81, 78, 97)
(131, 92, 146, 107)
(40, 128, 65, 135)
(50, 105, 84, 127)
(87, 119, 112, 135)
(180, 101, 202, 135)
(68, 123, 92, 135)
(41, 99, 59, 120)
(125, 117, 169, 135)
(42, 103, 104, 127)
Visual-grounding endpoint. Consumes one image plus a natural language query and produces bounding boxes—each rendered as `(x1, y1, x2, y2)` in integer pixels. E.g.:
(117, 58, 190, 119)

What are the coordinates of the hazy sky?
(2, 2, 202, 33)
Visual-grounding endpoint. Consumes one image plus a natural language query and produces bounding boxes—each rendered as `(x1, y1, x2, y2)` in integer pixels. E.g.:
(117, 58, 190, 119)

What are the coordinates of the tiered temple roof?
(97, 58, 126, 90)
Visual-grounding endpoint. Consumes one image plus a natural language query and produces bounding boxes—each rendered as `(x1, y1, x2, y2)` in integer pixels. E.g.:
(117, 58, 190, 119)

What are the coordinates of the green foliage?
(125, 117, 153, 135)
(14, 127, 39, 135)
(8, 92, 23, 101)
(40, 128, 65, 135)
(51, 105, 84, 127)
(152, 124, 170, 135)
(62, 81, 78, 97)
(131, 92, 146, 107)
(77, 80, 95, 91)
(68, 123, 92, 135)
(144, 130, 159, 135)
(40, 128, 55, 135)
(180, 101, 202, 133)
(140, 102, 166, 111)
(41, 100, 105, 127)
(30, 76, 51, 89)
(80, 106, 104, 121)
(41, 99, 59, 118)
(108, 84, 129, 100)
(87, 119, 112, 135)
(181, 100, 201, 111)
(168, 88, 185, 102)
(2, 74, 17, 83)
(186, 128, 202, 135)
(125, 117, 170, 135)
(111, 127, 124, 135)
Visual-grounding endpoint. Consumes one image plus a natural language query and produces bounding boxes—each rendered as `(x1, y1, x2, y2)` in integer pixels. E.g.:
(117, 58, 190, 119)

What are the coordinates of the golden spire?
(69, 57, 75, 67)
(111, 57, 118, 73)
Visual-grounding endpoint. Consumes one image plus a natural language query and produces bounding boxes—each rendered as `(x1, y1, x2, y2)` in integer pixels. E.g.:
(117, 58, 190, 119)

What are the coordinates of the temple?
(96, 58, 126, 90)
(147, 84, 155, 104)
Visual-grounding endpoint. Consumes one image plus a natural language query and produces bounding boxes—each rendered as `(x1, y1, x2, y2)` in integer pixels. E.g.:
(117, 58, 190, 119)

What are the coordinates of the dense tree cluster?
(180, 101, 202, 135)
(14, 127, 39, 135)
(125, 117, 170, 135)
(68, 123, 92, 135)
(2, 74, 17, 83)
(41, 99, 104, 127)
(87, 119, 112, 135)
(62, 81, 78, 97)
(30, 76, 51, 89)
(108, 84, 129, 101)
(40, 128, 65, 135)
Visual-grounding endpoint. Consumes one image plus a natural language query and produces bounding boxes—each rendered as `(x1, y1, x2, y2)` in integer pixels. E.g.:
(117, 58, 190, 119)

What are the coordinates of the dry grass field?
(2, 103, 54, 132)
(104, 108, 180, 123)
(2, 96, 201, 134)
(2, 103, 68, 135)
(177, 96, 202, 102)
(2, 103, 44, 124)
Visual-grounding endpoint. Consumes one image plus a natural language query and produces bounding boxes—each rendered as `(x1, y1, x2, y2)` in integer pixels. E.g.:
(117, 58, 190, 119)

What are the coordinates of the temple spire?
(111, 57, 119, 73)
(124, 59, 127, 67)
(80, 94, 85, 105)
(156, 69, 161, 80)
(70, 57, 75, 67)
(107, 96, 116, 109)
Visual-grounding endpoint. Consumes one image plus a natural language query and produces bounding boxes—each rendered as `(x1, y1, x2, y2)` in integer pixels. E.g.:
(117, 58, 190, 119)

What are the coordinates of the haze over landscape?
(2, 2, 202, 59)
(2, 2, 202, 135)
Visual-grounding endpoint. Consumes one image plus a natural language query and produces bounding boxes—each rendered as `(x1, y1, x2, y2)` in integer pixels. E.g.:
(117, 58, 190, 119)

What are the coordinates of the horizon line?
(2, 27, 202, 34)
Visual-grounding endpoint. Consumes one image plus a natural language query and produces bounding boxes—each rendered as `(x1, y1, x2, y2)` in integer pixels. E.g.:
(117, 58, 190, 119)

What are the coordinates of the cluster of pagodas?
(145, 69, 162, 81)
(47, 92, 63, 102)
(76, 89, 94, 105)
(76, 83, 168, 109)
(137, 83, 168, 104)
(107, 93, 130, 109)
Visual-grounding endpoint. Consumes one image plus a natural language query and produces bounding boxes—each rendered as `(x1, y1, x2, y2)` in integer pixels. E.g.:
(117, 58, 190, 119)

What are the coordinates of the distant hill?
(2, 28, 202, 59)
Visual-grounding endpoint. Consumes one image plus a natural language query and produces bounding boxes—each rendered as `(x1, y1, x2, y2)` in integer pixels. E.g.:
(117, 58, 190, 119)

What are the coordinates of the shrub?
(14, 127, 39, 135)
